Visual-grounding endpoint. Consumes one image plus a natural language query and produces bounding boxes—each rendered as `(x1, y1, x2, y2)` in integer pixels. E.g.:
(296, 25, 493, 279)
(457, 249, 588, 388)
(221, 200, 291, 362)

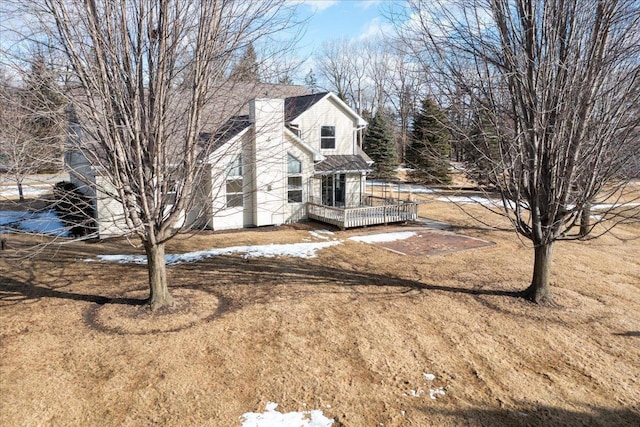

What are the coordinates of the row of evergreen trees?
(363, 97, 453, 184)
(363, 96, 499, 186)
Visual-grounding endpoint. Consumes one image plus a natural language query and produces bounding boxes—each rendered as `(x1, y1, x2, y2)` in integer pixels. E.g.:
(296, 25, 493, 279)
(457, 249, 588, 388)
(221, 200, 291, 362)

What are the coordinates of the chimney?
(249, 98, 286, 227)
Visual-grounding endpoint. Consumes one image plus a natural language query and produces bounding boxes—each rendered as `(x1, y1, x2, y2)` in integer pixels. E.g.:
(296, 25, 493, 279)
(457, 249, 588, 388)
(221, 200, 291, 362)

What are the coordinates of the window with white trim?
(226, 155, 243, 208)
(320, 125, 335, 149)
(287, 153, 303, 203)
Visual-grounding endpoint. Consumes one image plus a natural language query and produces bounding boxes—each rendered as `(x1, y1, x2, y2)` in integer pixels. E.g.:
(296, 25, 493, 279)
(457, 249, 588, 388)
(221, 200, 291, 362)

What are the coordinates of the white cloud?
(292, 0, 340, 13)
(358, 16, 394, 40)
(355, 0, 382, 10)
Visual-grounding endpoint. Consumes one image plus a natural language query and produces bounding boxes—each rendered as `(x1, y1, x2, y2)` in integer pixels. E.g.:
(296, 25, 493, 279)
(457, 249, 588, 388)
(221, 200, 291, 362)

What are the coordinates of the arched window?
(287, 153, 303, 203)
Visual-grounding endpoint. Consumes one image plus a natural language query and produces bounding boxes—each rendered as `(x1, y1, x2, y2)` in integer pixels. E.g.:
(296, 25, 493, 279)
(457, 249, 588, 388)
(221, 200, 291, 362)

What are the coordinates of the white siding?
(292, 96, 358, 155)
(345, 174, 365, 208)
(283, 133, 314, 223)
(209, 132, 247, 231)
(250, 99, 286, 227)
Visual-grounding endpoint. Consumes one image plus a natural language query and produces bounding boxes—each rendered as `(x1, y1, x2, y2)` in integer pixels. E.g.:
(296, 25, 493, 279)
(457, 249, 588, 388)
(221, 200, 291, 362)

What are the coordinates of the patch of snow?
(309, 231, 330, 240)
(349, 231, 417, 244)
(429, 387, 446, 399)
(436, 195, 502, 206)
(423, 373, 436, 381)
(0, 210, 69, 237)
(397, 184, 439, 194)
(240, 402, 334, 427)
(409, 389, 424, 397)
(366, 181, 439, 194)
(590, 202, 640, 210)
(0, 186, 50, 198)
(92, 241, 342, 265)
(436, 195, 522, 209)
(315, 229, 334, 235)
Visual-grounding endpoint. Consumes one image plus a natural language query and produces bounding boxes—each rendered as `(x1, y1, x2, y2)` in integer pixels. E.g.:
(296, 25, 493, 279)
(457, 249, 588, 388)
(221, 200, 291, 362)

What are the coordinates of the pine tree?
(364, 110, 398, 180)
(466, 110, 500, 185)
(407, 97, 451, 184)
(22, 51, 65, 172)
(229, 43, 260, 82)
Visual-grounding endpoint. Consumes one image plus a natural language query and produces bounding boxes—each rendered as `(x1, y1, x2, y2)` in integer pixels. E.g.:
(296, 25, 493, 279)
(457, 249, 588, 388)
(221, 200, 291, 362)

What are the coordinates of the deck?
(307, 201, 419, 229)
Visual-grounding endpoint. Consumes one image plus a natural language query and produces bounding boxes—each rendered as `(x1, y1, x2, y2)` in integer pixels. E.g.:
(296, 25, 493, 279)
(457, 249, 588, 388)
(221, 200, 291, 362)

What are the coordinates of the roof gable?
(285, 92, 367, 127)
(284, 92, 329, 122)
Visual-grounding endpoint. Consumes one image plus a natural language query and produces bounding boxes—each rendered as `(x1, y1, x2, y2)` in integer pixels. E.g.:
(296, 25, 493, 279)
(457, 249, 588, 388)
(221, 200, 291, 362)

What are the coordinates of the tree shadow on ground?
(170, 254, 525, 317)
(419, 403, 640, 426)
(2, 245, 525, 313)
(0, 276, 146, 307)
(613, 331, 640, 337)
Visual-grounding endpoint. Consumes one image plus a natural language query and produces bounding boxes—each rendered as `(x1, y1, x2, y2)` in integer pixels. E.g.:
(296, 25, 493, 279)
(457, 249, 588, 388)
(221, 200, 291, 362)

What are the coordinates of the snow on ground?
(91, 229, 428, 265)
(93, 240, 343, 265)
(429, 387, 446, 399)
(438, 196, 640, 211)
(348, 231, 417, 244)
(0, 210, 69, 237)
(308, 229, 336, 240)
(423, 373, 436, 381)
(240, 402, 333, 427)
(435, 195, 505, 207)
(0, 186, 50, 198)
(366, 180, 440, 194)
(587, 202, 640, 210)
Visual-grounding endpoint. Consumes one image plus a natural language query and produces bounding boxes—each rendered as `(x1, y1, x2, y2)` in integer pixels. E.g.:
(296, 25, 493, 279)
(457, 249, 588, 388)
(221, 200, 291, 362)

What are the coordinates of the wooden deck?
(307, 202, 419, 229)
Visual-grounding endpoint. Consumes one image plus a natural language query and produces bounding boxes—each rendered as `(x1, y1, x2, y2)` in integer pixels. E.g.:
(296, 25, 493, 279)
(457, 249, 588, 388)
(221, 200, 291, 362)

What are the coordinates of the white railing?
(307, 202, 418, 229)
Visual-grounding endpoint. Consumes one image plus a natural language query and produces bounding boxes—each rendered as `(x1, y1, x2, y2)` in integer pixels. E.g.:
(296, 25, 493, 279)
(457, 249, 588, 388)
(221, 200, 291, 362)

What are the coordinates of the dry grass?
(1, 197, 639, 426)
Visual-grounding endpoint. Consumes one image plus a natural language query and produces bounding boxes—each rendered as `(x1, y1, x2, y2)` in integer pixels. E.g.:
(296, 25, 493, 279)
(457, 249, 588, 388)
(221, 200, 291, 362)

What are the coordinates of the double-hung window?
(287, 153, 303, 203)
(226, 155, 243, 208)
(320, 126, 335, 149)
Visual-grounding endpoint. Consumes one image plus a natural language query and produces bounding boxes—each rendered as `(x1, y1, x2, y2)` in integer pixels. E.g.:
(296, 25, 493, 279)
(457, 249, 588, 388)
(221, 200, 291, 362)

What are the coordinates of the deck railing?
(307, 201, 418, 229)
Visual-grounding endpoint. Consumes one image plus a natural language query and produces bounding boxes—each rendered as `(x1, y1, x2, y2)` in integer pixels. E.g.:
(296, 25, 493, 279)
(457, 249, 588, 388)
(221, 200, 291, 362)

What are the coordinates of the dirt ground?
(1, 197, 639, 426)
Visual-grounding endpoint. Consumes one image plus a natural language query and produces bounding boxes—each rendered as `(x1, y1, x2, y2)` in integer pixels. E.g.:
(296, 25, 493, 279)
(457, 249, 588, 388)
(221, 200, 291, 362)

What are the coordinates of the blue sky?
(284, 0, 399, 83)
(294, 0, 394, 57)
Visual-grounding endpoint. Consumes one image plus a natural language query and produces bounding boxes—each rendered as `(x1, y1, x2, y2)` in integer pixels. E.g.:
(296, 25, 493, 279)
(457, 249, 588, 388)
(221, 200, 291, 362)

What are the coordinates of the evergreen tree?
(364, 110, 398, 180)
(407, 97, 451, 184)
(304, 68, 318, 93)
(466, 110, 500, 186)
(21, 52, 64, 172)
(229, 43, 260, 82)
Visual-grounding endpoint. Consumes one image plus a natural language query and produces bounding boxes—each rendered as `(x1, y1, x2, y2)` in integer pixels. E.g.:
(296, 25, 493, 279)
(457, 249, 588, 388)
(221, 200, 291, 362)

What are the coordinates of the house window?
(321, 126, 335, 149)
(287, 153, 303, 203)
(287, 124, 301, 137)
(226, 155, 243, 208)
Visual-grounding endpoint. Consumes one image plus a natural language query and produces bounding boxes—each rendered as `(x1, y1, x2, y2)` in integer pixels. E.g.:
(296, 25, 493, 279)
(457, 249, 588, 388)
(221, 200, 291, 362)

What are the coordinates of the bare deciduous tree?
(16, 0, 301, 310)
(0, 53, 64, 202)
(395, 0, 640, 303)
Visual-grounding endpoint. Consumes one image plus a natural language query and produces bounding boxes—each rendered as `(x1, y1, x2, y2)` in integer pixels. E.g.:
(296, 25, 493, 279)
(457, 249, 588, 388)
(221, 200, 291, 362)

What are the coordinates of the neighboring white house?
(65, 87, 390, 237)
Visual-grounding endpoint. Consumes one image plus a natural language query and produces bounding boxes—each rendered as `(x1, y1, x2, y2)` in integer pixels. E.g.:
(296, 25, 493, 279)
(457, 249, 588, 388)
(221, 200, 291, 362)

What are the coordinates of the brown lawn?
(1, 196, 639, 426)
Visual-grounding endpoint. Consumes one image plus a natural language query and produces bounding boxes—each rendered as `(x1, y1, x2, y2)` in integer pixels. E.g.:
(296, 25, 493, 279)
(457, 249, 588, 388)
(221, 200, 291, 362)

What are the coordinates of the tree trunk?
(17, 182, 24, 202)
(580, 202, 591, 237)
(144, 241, 175, 310)
(523, 242, 554, 304)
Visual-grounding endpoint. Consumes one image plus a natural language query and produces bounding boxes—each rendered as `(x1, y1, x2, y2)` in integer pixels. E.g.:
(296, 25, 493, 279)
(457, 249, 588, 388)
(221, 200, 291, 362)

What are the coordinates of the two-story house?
(67, 87, 417, 237)
(201, 91, 373, 230)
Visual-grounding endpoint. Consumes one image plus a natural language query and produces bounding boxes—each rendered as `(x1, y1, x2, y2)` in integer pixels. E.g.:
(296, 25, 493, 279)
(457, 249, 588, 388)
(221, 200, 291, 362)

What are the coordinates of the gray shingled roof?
(284, 92, 329, 122)
(314, 155, 373, 175)
(200, 115, 251, 154)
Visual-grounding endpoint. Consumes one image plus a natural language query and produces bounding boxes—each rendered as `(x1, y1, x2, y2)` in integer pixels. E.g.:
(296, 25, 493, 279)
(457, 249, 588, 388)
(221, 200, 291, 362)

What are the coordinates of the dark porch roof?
(314, 155, 373, 175)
